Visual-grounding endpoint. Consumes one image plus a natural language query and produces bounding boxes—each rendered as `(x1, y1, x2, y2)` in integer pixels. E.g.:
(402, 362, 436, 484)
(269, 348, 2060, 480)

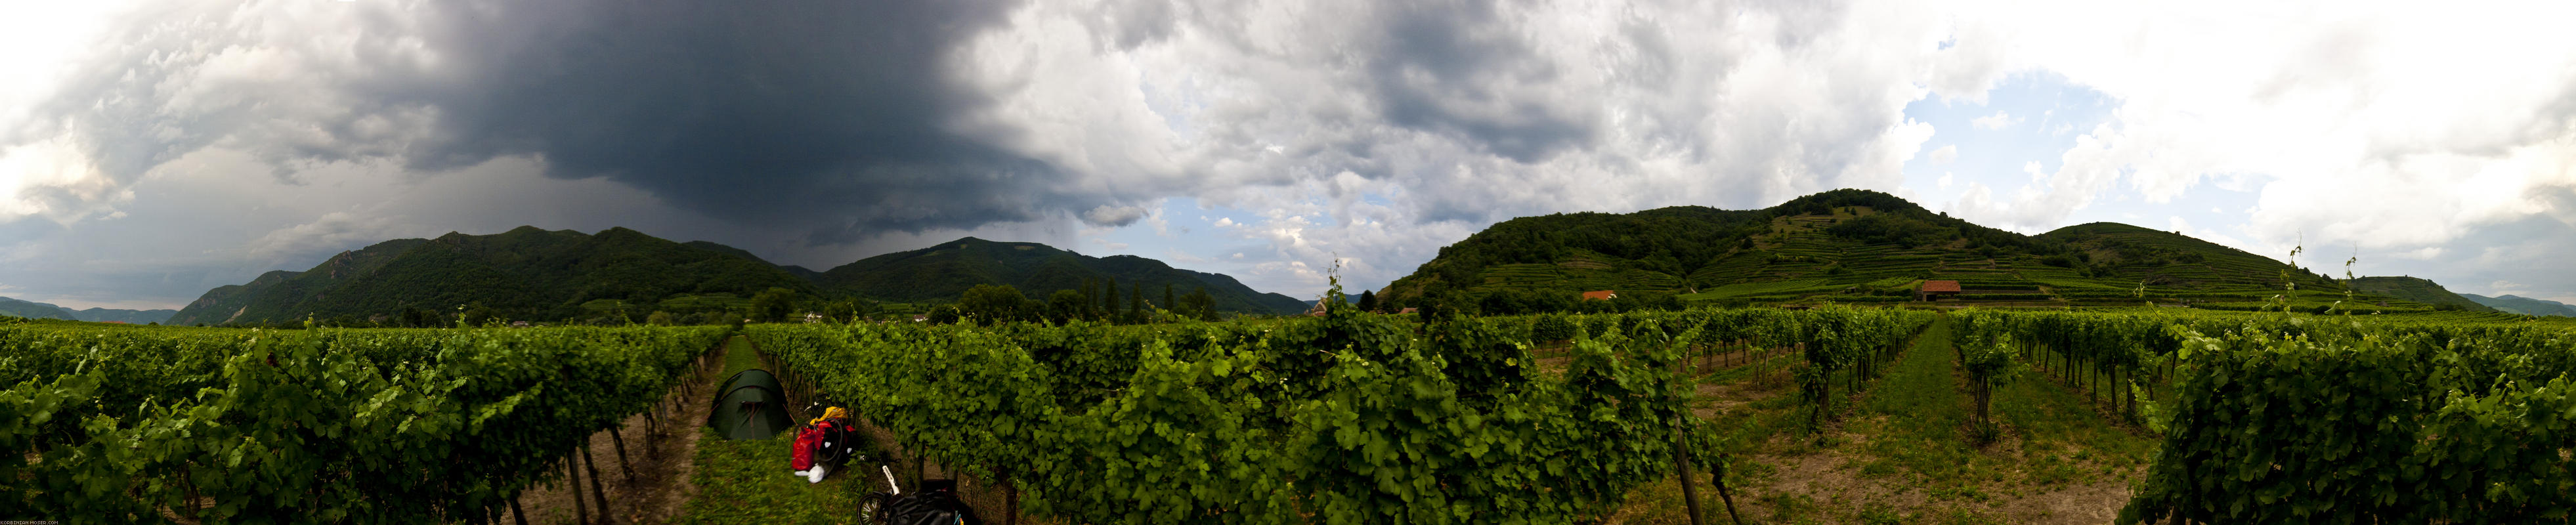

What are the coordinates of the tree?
(1104, 276, 1120, 315)
(958, 284, 1030, 324)
(456, 304, 498, 327)
(400, 306, 438, 328)
(815, 299, 876, 323)
(1046, 289, 1087, 324)
(751, 287, 798, 323)
(1163, 284, 1176, 316)
(1081, 278, 1098, 318)
(1188, 287, 1220, 321)
(1357, 290, 1378, 313)
(645, 311, 677, 326)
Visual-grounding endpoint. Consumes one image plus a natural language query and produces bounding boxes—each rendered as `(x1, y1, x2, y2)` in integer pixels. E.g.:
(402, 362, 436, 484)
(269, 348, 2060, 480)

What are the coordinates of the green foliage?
(742, 299, 1801, 523)
(2122, 318, 2576, 523)
(0, 324, 731, 521)
(1925, 308, 2576, 522)
(1951, 310, 2025, 440)
(956, 284, 1031, 324)
(750, 287, 799, 323)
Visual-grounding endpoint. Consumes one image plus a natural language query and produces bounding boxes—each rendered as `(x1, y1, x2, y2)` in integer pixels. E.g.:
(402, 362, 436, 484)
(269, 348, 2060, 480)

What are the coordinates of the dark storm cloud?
(406, 0, 1071, 239)
(24, 0, 1111, 243)
(1365, 1, 1599, 164)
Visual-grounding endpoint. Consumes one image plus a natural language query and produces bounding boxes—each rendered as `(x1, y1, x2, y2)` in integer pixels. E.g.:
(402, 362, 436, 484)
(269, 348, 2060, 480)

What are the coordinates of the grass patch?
(674, 427, 885, 524)
(719, 335, 761, 379)
(1849, 318, 1985, 486)
(1990, 367, 2160, 484)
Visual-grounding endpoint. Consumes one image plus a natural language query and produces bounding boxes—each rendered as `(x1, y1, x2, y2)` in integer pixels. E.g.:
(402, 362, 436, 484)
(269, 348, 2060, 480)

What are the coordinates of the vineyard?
(1950, 309, 2576, 522)
(744, 298, 1933, 524)
(0, 321, 731, 522)
(4, 299, 2573, 523)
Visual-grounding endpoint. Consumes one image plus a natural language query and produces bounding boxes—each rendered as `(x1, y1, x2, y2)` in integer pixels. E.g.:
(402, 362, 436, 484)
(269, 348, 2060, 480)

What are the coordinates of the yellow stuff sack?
(809, 406, 851, 426)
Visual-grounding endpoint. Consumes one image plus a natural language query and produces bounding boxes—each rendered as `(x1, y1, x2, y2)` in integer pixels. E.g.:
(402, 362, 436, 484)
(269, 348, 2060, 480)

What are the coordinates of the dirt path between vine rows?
(508, 341, 729, 525)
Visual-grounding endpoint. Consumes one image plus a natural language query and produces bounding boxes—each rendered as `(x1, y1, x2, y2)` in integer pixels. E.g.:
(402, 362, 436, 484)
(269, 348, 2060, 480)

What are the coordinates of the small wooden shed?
(1917, 280, 1962, 301)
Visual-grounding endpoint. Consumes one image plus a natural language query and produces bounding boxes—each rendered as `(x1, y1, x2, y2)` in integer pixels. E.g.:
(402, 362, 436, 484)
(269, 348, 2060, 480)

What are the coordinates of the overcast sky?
(4, 0, 2575, 310)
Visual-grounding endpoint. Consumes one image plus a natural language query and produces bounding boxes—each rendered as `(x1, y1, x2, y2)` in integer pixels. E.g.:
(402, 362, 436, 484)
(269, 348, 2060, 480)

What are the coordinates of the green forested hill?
(815, 237, 1310, 314)
(2347, 276, 2495, 312)
(169, 228, 1309, 326)
(167, 226, 814, 325)
(1383, 188, 2362, 310)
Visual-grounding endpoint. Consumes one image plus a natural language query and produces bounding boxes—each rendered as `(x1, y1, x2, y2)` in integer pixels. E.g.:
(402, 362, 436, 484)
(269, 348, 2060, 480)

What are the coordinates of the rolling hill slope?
(1381, 189, 2358, 309)
(2347, 276, 2495, 312)
(169, 226, 814, 325)
(170, 228, 1309, 326)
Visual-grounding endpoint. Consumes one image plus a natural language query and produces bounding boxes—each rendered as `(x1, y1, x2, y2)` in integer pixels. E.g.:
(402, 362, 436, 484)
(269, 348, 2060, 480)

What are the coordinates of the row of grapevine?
(748, 298, 1935, 523)
(0, 324, 731, 523)
(2128, 315, 2575, 522)
(1946, 309, 2576, 522)
(1520, 307, 1935, 429)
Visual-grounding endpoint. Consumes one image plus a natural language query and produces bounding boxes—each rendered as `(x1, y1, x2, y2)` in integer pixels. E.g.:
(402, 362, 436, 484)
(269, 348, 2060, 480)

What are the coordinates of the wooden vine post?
(1672, 424, 1706, 525)
(568, 458, 589, 525)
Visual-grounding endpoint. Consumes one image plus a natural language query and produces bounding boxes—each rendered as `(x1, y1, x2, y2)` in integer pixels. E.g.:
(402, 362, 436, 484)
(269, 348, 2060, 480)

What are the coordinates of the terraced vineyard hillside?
(2346, 275, 2497, 312)
(1381, 190, 2464, 312)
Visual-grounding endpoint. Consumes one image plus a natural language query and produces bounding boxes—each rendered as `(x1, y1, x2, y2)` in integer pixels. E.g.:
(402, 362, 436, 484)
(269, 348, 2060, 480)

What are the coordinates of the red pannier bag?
(791, 425, 823, 471)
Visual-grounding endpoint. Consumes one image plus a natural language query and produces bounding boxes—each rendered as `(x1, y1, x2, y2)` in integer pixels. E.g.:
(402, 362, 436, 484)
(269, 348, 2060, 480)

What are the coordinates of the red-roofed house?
(1581, 290, 1618, 301)
(1917, 280, 1962, 301)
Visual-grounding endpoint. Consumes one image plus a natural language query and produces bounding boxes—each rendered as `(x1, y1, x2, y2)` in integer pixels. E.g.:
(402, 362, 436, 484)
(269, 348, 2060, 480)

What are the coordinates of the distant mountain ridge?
(169, 227, 1307, 326)
(815, 237, 1309, 314)
(0, 296, 177, 324)
(2460, 293, 2576, 317)
(169, 226, 815, 326)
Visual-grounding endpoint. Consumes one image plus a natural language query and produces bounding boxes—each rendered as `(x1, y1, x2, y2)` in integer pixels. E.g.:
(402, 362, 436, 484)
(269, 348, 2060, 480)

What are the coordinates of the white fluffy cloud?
(6, 0, 2576, 306)
(937, 0, 1991, 290)
(1931, 1, 2576, 257)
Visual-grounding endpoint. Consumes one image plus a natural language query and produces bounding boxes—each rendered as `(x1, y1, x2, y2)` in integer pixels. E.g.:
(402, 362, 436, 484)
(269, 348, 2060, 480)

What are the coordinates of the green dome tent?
(708, 369, 793, 440)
